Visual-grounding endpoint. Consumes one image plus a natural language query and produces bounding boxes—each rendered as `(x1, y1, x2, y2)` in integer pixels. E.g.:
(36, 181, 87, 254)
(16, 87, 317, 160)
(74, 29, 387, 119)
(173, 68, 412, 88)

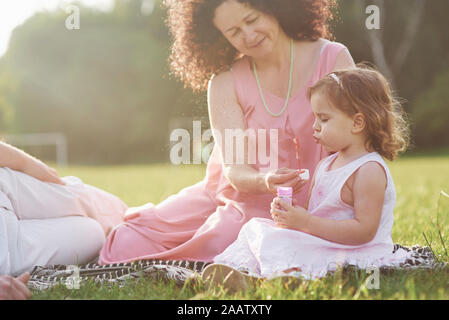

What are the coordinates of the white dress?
(213, 152, 411, 279)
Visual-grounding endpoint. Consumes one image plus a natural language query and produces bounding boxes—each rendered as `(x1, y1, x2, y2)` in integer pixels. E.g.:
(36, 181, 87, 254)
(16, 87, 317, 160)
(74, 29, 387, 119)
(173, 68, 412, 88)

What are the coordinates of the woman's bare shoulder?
(209, 70, 233, 91)
(208, 69, 245, 129)
(208, 70, 238, 108)
(209, 56, 247, 91)
(332, 42, 356, 70)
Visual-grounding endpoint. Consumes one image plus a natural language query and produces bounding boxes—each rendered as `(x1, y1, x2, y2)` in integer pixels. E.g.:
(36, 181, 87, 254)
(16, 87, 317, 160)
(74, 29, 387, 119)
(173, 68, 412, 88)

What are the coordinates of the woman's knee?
(75, 217, 106, 251)
(26, 217, 106, 267)
(50, 217, 105, 266)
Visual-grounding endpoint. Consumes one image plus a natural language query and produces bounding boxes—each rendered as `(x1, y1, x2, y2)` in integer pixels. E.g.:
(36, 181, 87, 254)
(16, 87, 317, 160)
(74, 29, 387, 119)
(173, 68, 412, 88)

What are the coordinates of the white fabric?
(214, 152, 411, 279)
(0, 168, 127, 276)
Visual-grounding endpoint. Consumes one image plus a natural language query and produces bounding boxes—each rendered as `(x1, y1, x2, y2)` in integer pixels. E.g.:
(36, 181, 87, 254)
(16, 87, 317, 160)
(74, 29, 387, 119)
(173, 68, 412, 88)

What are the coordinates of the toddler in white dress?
(203, 66, 412, 289)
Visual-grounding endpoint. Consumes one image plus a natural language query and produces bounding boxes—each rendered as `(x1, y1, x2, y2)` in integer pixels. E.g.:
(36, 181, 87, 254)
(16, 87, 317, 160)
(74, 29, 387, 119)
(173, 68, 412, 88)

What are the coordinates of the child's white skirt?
(214, 218, 411, 280)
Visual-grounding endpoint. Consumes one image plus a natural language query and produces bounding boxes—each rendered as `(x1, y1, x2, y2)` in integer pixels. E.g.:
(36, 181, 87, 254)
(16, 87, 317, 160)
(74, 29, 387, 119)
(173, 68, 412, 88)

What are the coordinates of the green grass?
(30, 156, 449, 300)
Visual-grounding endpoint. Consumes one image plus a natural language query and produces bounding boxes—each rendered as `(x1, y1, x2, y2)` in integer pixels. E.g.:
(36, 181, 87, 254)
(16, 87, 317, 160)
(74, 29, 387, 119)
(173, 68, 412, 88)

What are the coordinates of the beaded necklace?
(252, 39, 294, 117)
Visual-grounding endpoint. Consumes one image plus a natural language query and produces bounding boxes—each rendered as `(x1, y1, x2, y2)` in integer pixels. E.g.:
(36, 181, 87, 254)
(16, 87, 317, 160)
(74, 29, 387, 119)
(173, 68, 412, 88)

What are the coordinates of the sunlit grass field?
(31, 154, 449, 300)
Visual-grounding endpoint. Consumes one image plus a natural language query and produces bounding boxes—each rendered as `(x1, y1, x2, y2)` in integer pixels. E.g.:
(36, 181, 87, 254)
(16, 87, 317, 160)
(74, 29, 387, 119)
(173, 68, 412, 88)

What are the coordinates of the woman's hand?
(270, 197, 310, 231)
(22, 157, 66, 185)
(264, 168, 308, 195)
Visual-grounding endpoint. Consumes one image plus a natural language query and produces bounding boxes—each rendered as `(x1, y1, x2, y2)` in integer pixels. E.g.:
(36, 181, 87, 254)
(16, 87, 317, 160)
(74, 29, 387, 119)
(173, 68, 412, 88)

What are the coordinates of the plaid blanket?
(28, 244, 448, 291)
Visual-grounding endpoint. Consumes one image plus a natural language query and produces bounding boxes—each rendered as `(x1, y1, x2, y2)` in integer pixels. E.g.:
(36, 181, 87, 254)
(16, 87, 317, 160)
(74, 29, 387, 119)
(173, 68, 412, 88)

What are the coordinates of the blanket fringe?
(28, 244, 448, 291)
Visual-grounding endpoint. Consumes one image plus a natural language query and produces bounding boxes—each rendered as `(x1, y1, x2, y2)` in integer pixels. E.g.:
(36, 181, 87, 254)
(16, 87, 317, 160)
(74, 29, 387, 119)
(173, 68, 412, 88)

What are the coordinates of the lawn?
(30, 154, 449, 300)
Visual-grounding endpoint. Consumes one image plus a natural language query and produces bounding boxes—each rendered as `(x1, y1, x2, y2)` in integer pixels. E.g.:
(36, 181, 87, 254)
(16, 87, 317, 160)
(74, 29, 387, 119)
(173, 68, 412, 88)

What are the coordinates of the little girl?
(203, 66, 412, 286)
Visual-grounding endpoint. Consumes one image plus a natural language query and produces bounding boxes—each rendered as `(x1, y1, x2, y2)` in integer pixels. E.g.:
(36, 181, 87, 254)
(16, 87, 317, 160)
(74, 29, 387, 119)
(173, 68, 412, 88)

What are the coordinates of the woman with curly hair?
(99, 0, 356, 265)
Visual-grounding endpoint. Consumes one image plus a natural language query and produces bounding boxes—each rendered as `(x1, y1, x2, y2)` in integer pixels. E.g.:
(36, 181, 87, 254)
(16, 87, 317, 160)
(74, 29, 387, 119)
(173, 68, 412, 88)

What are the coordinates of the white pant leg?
(1, 207, 105, 276)
(0, 167, 126, 275)
(0, 208, 18, 275)
(0, 167, 127, 235)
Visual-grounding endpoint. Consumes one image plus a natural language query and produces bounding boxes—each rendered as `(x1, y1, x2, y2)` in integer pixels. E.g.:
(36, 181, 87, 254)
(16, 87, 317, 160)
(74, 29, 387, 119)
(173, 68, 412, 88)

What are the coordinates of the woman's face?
(213, 0, 283, 58)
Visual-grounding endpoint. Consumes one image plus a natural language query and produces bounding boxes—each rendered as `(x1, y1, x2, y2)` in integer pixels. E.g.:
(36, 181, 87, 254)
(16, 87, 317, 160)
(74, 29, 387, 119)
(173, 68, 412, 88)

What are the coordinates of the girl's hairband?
(330, 73, 341, 85)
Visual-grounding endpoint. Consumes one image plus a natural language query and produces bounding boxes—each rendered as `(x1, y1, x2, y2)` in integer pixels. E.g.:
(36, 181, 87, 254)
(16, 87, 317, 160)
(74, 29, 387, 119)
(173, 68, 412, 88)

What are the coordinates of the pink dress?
(99, 39, 348, 265)
(213, 152, 411, 279)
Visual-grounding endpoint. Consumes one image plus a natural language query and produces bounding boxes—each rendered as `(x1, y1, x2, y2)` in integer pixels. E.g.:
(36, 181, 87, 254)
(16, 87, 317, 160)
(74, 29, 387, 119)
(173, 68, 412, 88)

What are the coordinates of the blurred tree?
(1, 0, 205, 164)
(411, 66, 449, 149)
(0, 0, 447, 163)
(335, 0, 449, 100)
(354, 0, 426, 88)
(334, 0, 449, 149)
(0, 67, 15, 133)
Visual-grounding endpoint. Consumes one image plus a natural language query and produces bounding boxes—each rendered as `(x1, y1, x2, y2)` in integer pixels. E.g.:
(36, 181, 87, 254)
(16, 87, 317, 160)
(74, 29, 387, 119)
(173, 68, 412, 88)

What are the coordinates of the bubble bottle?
(277, 187, 293, 209)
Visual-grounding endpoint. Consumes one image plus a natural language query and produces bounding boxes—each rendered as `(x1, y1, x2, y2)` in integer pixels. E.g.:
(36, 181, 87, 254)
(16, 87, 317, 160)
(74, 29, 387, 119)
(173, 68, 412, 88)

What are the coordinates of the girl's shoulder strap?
(335, 152, 392, 190)
(314, 152, 338, 180)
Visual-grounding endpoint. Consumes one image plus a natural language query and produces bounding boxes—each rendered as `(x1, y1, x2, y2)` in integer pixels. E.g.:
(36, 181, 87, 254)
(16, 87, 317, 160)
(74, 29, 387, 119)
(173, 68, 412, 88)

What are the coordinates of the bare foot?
(201, 264, 257, 293)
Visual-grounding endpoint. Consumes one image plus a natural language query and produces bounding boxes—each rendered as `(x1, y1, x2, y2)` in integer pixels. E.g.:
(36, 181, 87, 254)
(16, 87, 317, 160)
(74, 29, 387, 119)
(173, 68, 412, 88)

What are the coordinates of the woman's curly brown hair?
(163, 0, 338, 92)
(307, 65, 411, 161)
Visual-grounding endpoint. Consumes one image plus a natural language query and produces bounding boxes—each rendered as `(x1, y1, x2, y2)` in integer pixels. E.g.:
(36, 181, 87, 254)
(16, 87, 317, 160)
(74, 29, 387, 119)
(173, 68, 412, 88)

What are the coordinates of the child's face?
(310, 92, 356, 153)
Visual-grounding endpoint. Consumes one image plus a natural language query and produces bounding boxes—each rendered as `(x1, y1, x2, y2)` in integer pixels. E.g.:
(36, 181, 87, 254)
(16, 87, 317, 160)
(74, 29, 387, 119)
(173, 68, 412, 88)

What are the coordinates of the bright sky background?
(0, 0, 115, 58)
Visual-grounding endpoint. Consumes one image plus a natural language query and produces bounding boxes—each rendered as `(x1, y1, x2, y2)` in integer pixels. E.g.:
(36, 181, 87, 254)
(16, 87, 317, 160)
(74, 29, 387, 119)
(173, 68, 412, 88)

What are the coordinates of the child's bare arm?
(273, 162, 387, 246)
(304, 159, 323, 210)
(349, 162, 386, 243)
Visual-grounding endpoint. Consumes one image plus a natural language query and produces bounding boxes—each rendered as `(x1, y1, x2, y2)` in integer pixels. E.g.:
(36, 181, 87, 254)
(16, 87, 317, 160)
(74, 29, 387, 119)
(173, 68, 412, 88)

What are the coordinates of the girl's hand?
(22, 157, 66, 185)
(264, 168, 308, 195)
(270, 197, 309, 231)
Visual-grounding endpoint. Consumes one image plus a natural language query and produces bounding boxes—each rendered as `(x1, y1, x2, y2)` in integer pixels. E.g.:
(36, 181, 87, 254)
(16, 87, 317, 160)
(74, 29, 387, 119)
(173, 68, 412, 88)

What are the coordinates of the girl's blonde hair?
(307, 65, 410, 161)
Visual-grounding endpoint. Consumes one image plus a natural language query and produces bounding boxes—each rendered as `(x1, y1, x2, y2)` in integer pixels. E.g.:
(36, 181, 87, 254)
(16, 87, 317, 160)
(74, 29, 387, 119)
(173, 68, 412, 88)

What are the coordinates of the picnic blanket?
(27, 244, 448, 291)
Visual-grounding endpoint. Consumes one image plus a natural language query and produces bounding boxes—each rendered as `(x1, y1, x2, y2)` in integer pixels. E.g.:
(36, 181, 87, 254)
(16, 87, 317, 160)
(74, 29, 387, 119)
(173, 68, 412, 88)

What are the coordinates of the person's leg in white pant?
(0, 167, 127, 276)
(1, 209, 105, 276)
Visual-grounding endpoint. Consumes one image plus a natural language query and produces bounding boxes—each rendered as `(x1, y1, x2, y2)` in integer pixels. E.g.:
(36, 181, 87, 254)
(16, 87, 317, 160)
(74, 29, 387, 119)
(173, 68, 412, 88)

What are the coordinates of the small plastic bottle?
(277, 187, 293, 209)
